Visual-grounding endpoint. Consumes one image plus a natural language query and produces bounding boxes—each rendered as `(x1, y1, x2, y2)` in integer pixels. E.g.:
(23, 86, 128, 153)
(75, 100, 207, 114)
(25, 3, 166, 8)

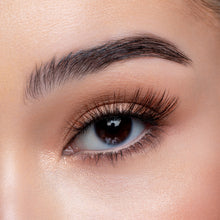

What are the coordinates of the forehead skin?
(0, 0, 220, 219)
(0, 0, 218, 91)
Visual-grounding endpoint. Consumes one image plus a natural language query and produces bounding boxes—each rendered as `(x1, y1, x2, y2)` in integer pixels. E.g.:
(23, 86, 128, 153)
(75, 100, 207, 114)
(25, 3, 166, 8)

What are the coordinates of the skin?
(0, 0, 220, 219)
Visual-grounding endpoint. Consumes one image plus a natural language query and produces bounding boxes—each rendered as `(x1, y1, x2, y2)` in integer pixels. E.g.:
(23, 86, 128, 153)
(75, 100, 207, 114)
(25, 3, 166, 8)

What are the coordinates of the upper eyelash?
(63, 88, 178, 147)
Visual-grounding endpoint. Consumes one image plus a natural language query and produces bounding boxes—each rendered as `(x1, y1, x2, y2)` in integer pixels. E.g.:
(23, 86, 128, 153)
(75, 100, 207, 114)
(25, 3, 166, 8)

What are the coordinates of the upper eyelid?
(66, 88, 177, 125)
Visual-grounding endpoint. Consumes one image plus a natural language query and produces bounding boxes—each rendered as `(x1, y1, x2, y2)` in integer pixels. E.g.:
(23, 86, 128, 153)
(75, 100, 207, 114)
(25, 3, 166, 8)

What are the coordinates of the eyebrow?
(24, 34, 192, 101)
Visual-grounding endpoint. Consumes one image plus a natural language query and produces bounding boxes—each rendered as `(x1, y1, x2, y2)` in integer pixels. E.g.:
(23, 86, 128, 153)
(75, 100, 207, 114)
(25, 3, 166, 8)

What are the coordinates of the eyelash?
(62, 89, 178, 164)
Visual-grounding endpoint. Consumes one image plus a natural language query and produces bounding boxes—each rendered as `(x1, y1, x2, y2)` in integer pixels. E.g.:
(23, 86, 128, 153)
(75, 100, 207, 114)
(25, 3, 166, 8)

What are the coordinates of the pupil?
(94, 116, 132, 145)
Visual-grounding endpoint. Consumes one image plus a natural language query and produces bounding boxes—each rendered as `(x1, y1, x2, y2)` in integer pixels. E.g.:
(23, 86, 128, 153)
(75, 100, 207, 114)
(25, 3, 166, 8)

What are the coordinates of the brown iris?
(94, 116, 132, 145)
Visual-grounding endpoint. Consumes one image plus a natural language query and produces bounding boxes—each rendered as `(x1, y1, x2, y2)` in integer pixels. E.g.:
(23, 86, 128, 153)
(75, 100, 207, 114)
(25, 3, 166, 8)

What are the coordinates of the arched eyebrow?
(24, 34, 192, 101)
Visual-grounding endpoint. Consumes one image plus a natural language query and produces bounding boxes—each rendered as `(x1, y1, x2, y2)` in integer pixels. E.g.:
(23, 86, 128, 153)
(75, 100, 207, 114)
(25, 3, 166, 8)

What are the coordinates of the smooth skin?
(0, 0, 220, 219)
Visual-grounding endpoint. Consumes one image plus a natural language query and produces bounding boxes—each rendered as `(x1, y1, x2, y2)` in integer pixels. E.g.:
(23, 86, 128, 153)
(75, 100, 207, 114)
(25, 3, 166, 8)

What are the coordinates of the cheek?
(166, 159, 220, 220)
(41, 125, 219, 220)
(156, 113, 220, 219)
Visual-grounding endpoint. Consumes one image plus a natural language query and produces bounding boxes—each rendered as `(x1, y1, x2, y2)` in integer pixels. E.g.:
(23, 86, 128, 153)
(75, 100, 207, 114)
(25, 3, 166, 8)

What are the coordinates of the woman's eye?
(61, 90, 178, 162)
(74, 116, 146, 151)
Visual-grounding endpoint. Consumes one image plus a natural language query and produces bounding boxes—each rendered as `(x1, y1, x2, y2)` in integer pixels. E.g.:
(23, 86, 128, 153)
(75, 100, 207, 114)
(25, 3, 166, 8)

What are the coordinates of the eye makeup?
(61, 88, 178, 164)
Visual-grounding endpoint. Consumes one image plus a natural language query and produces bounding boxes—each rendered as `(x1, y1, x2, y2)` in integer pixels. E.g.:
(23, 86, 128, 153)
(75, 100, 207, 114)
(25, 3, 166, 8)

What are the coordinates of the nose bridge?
(0, 147, 25, 219)
(0, 142, 36, 220)
(0, 104, 61, 219)
(0, 149, 19, 219)
(0, 86, 31, 219)
(0, 140, 62, 220)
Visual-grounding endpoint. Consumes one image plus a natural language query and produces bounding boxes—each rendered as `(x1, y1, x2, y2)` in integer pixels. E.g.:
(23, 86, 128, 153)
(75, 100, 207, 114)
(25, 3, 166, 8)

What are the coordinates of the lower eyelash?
(62, 88, 178, 164)
(72, 126, 163, 165)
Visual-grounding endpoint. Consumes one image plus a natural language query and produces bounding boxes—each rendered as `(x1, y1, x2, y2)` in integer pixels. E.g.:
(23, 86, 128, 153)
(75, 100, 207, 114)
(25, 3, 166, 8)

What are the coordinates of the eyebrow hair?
(24, 34, 192, 101)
